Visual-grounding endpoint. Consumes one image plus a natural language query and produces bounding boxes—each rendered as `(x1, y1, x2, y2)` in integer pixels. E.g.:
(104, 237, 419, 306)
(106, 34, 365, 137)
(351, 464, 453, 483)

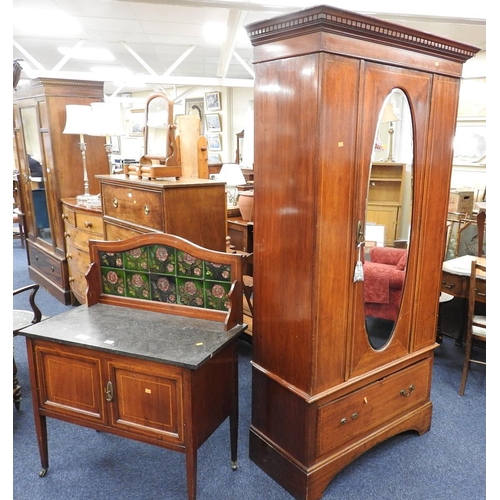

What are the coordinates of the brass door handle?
(105, 381, 114, 402)
(113, 198, 118, 208)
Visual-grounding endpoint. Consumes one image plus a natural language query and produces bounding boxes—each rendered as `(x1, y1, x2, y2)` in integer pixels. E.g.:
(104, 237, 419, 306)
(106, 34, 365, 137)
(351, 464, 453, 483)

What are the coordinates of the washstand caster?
(39, 468, 48, 477)
(231, 461, 238, 471)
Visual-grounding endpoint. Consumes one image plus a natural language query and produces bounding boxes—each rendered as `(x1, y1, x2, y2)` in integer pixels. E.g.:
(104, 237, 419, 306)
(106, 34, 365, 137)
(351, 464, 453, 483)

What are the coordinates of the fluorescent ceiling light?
(59, 47, 115, 61)
(13, 9, 82, 36)
(203, 22, 227, 44)
(90, 66, 133, 78)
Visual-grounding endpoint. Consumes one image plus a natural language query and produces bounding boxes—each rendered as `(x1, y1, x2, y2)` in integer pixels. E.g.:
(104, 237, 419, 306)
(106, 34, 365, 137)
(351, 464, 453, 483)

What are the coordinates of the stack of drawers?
(61, 198, 104, 304)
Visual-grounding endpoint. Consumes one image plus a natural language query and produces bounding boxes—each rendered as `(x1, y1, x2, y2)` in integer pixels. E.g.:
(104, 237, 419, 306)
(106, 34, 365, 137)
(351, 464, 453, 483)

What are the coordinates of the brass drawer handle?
(84, 221, 93, 228)
(351, 412, 359, 420)
(340, 418, 348, 425)
(476, 289, 486, 298)
(441, 280, 455, 290)
(400, 384, 415, 397)
(144, 205, 150, 215)
(113, 198, 118, 208)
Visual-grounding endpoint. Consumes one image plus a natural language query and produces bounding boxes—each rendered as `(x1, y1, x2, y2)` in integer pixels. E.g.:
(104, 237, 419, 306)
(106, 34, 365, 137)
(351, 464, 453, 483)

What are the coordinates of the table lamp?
(380, 102, 401, 162)
(90, 102, 126, 174)
(218, 163, 246, 207)
(63, 104, 101, 207)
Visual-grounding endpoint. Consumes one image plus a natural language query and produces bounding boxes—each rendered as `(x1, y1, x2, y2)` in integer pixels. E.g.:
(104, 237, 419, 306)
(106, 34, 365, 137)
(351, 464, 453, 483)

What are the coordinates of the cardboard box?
(448, 190, 474, 215)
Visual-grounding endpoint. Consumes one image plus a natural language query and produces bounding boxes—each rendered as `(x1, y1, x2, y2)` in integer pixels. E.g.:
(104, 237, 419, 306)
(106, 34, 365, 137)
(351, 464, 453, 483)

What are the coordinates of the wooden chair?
(13, 284, 43, 410)
(459, 259, 486, 396)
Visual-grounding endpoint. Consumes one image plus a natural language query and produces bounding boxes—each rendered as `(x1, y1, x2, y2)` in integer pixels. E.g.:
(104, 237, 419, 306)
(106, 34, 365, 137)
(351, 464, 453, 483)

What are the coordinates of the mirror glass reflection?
(20, 106, 52, 243)
(364, 89, 413, 349)
(145, 96, 168, 157)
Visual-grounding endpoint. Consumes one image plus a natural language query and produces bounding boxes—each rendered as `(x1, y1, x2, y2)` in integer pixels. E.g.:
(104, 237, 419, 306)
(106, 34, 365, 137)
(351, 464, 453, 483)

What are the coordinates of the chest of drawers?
(98, 175, 227, 252)
(61, 199, 104, 304)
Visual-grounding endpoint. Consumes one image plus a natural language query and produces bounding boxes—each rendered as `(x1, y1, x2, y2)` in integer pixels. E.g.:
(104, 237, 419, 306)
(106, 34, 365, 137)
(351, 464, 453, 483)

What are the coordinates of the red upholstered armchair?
(363, 247, 408, 322)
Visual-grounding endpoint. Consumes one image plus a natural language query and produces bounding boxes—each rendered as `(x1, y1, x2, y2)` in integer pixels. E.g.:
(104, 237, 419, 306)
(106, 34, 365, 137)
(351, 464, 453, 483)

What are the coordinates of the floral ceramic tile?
(177, 251, 204, 278)
(149, 245, 176, 274)
(124, 246, 149, 271)
(101, 267, 126, 296)
(205, 262, 232, 282)
(125, 271, 150, 300)
(205, 281, 231, 311)
(151, 274, 177, 303)
(177, 278, 204, 308)
(100, 252, 124, 269)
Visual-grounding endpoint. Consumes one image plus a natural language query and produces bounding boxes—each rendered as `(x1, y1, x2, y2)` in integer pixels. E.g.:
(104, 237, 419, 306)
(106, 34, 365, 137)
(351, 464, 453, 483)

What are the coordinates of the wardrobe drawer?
(101, 184, 163, 230)
(317, 358, 432, 457)
(27, 245, 64, 288)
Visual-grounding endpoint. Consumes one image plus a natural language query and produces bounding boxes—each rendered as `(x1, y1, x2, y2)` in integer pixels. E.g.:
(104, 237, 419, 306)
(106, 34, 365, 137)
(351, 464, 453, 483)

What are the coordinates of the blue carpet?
(12, 239, 486, 499)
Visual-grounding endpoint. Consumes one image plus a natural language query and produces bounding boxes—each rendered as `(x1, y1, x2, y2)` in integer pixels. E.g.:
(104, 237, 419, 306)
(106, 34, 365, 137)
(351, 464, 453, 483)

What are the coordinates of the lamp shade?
(380, 103, 401, 124)
(63, 105, 93, 135)
(89, 102, 126, 136)
(219, 163, 246, 186)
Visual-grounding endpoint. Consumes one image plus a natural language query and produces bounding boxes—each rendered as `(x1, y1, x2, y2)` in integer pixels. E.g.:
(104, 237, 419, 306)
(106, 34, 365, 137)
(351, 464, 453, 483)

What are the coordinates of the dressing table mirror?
(125, 92, 181, 180)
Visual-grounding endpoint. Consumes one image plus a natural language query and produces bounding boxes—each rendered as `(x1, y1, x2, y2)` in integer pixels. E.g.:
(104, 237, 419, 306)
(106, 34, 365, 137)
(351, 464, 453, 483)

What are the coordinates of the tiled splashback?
(99, 244, 233, 311)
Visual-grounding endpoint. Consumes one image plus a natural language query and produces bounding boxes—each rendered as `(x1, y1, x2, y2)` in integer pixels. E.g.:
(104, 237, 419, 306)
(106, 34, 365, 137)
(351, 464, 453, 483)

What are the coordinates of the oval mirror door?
(364, 89, 413, 349)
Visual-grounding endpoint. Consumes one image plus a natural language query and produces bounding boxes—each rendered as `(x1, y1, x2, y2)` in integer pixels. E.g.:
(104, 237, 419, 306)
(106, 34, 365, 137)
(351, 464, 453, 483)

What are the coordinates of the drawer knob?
(50, 266, 54, 272)
(351, 412, 359, 420)
(64, 232, 70, 238)
(69, 277, 74, 283)
(400, 384, 415, 397)
(340, 418, 348, 425)
(66, 253, 73, 260)
(113, 198, 118, 208)
(143, 205, 150, 215)
(84, 221, 93, 228)
(62, 213, 68, 220)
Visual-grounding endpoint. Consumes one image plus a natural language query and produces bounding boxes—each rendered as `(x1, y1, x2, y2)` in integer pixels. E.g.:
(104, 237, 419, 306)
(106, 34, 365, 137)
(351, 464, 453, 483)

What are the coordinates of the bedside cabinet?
(61, 198, 104, 304)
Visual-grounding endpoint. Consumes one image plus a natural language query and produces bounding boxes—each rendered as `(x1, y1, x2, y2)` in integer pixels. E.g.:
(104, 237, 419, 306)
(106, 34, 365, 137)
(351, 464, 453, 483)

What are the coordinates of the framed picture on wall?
(185, 98, 205, 134)
(110, 136, 121, 154)
(207, 133, 222, 151)
(205, 91, 221, 111)
(208, 153, 221, 164)
(453, 120, 486, 164)
(206, 113, 221, 132)
(129, 109, 145, 137)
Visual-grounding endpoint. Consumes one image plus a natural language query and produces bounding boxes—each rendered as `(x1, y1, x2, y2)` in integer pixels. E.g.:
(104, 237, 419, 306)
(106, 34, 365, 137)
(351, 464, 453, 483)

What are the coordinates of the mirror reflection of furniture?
(380, 102, 401, 162)
(459, 259, 486, 396)
(363, 247, 407, 341)
(13, 283, 43, 410)
(125, 92, 181, 180)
